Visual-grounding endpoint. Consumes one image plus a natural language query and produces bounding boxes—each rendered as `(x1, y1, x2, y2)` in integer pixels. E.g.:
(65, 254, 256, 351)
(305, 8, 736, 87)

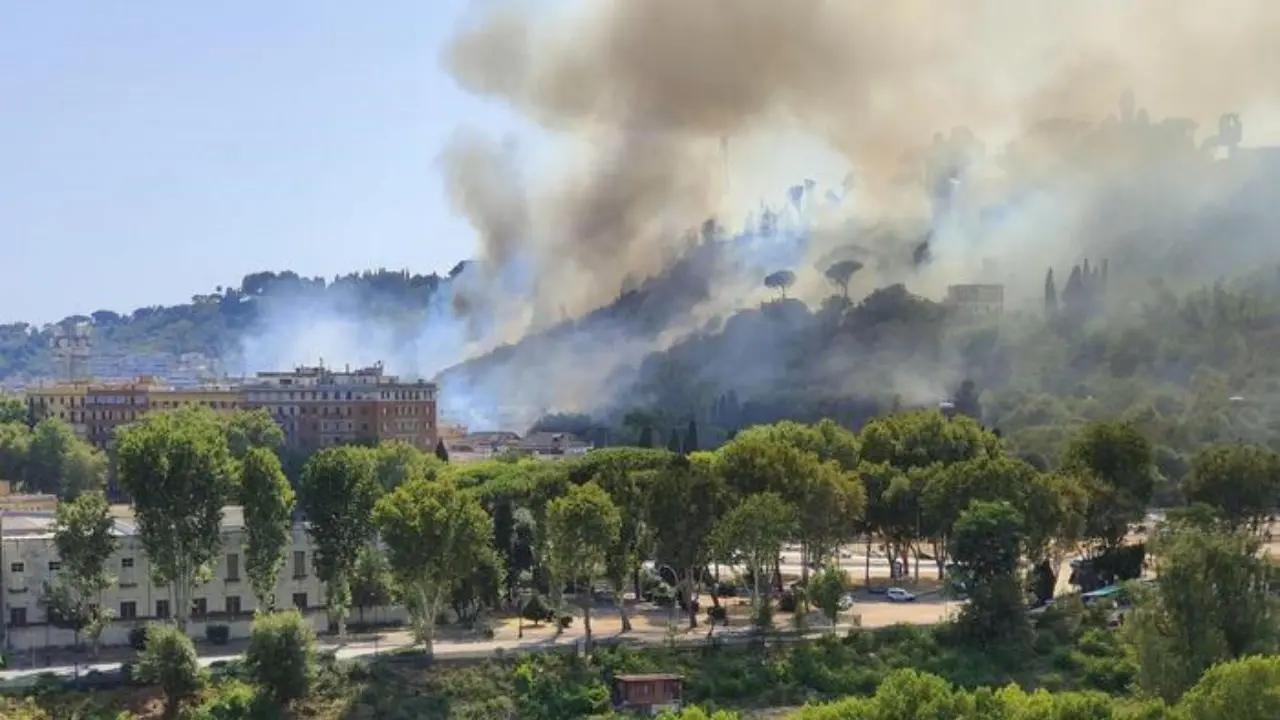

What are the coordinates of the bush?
(778, 590, 798, 613)
(246, 610, 317, 707)
(189, 679, 280, 720)
(558, 615, 574, 629)
(205, 623, 231, 645)
(128, 626, 148, 651)
(708, 605, 728, 624)
(137, 624, 205, 717)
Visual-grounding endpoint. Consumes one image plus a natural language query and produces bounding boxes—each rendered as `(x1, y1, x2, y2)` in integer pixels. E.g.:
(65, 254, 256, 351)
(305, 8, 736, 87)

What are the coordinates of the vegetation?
(0, 416, 106, 498)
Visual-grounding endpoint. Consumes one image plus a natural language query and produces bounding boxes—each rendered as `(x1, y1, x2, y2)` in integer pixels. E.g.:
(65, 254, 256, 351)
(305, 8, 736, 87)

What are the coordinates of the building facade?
(25, 382, 92, 437)
(945, 284, 1004, 321)
(242, 362, 438, 454)
(0, 506, 405, 653)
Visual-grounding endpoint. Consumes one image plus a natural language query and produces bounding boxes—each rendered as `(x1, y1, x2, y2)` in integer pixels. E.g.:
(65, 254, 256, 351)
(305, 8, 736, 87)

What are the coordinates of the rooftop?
(1, 505, 250, 539)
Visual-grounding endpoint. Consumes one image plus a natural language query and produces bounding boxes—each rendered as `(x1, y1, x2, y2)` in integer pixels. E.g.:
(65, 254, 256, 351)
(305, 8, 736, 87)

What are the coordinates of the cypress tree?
(683, 420, 699, 454)
(666, 428, 683, 454)
(637, 425, 654, 448)
(434, 438, 450, 463)
(1044, 268, 1057, 317)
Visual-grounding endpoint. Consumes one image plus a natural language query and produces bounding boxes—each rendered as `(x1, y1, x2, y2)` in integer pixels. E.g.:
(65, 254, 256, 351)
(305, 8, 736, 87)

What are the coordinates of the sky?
(1, 1, 532, 324)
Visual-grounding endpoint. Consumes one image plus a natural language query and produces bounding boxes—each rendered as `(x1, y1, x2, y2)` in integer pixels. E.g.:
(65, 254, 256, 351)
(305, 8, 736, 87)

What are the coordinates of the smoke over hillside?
(239, 0, 1280, 431)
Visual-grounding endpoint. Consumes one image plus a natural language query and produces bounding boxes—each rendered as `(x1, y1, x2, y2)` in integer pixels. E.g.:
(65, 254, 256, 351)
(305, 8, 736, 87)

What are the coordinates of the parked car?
(838, 593, 856, 611)
(886, 587, 916, 602)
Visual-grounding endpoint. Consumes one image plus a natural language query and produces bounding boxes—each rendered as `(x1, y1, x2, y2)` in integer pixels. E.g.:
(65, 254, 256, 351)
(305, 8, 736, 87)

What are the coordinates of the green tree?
(299, 445, 381, 642)
(223, 408, 285, 461)
(374, 440, 441, 491)
(545, 482, 622, 648)
(51, 490, 116, 656)
(246, 609, 316, 708)
(1181, 443, 1280, 533)
(1062, 420, 1154, 551)
(115, 406, 235, 629)
(0, 397, 26, 424)
(809, 565, 849, 627)
(0, 421, 30, 485)
(25, 419, 105, 498)
(1176, 655, 1280, 720)
(949, 500, 1028, 644)
(137, 624, 205, 720)
(1128, 522, 1278, 702)
(646, 452, 730, 629)
(374, 476, 499, 655)
(351, 543, 394, 624)
(239, 446, 295, 612)
(711, 492, 797, 626)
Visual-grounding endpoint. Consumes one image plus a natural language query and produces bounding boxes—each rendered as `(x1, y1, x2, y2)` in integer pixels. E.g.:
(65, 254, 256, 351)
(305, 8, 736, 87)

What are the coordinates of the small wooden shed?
(611, 673, 684, 715)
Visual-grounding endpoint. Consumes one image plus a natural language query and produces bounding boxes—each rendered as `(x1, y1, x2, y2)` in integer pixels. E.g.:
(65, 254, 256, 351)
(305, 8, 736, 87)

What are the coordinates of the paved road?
(0, 621, 871, 685)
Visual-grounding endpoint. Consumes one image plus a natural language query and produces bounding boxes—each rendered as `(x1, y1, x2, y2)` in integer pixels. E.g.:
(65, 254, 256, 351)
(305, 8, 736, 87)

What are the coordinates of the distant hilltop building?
(946, 284, 1004, 320)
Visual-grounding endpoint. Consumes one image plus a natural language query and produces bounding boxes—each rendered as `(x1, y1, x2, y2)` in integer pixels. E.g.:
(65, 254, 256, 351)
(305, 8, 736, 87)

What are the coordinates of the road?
(0, 592, 953, 684)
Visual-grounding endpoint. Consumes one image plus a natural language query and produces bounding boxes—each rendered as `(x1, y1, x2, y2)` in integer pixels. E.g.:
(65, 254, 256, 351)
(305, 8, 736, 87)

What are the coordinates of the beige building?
(25, 382, 92, 437)
(945, 284, 1004, 321)
(0, 506, 404, 653)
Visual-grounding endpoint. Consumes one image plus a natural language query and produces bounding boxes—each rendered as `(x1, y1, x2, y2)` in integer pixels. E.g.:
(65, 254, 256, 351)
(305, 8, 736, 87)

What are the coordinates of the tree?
(949, 500, 1027, 644)
(825, 260, 864, 300)
(646, 453, 729, 629)
(1176, 655, 1280, 720)
(0, 421, 30, 486)
(374, 476, 499, 655)
(137, 624, 205, 720)
(374, 441, 441, 492)
(246, 609, 316, 707)
(51, 490, 115, 656)
(351, 543, 394, 624)
(239, 447, 295, 612)
(223, 408, 285, 461)
(810, 565, 849, 627)
(24, 419, 104, 498)
(1062, 420, 1154, 551)
(683, 419, 700, 454)
(545, 482, 621, 649)
(1181, 443, 1280, 533)
(1128, 522, 1278, 702)
(0, 397, 25, 424)
(115, 406, 235, 630)
(299, 445, 381, 642)
(435, 438, 450, 463)
(764, 269, 797, 299)
(711, 492, 797, 625)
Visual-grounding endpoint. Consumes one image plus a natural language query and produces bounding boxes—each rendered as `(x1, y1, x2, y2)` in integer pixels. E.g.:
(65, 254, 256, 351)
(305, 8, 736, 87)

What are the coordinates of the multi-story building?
(146, 385, 244, 414)
(82, 377, 165, 451)
(945, 284, 1004, 321)
(0, 505, 405, 653)
(242, 362, 438, 454)
(25, 382, 92, 436)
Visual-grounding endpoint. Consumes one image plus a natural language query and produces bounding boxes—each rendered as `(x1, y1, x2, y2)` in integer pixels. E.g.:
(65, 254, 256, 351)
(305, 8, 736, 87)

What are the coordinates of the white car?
(886, 587, 916, 602)
(838, 593, 856, 610)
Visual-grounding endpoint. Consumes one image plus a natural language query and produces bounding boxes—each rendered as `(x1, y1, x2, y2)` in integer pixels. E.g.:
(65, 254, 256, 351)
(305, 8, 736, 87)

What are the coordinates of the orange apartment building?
(240, 362, 438, 454)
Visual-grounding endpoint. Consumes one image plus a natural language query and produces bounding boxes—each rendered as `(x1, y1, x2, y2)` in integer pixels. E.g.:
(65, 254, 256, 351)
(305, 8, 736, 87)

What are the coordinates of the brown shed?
(612, 673, 684, 715)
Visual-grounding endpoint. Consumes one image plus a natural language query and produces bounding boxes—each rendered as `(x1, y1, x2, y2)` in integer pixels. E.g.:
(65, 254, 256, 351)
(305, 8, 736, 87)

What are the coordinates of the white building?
(0, 506, 405, 654)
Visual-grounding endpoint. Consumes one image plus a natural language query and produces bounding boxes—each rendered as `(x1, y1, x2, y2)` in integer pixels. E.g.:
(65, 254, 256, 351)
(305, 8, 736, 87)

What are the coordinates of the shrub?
(708, 605, 728, 624)
(205, 623, 231, 645)
(136, 624, 205, 717)
(521, 594, 550, 624)
(246, 610, 317, 707)
(558, 615, 574, 629)
(778, 590, 798, 613)
(128, 626, 148, 651)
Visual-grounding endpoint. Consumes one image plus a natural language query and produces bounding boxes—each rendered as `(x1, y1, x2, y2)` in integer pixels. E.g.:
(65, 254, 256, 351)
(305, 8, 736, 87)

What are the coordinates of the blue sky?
(1, 1, 529, 324)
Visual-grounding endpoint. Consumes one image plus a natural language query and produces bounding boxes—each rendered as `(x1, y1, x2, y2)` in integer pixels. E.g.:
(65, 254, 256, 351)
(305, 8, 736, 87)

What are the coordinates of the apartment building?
(242, 362, 438, 454)
(0, 505, 405, 653)
(945, 284, 1004, 321)
(25, 382, 92, 436)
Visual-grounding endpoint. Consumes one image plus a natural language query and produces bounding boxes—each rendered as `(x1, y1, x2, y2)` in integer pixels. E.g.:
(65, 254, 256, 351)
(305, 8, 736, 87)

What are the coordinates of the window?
(9, 607, 27, 626)
(119, 601, 137, 620)
(226, 553, 240, 581)
(121, 557, 135, 569)
(8, 562, 23, 573)
(293, 551, 307, 578)
(155, 600, 170, 619)
(292, 593, 307, 610)
(47, 561, 60, 572)
(226, 596, 242, 615)
(192, 598, 208, 617)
